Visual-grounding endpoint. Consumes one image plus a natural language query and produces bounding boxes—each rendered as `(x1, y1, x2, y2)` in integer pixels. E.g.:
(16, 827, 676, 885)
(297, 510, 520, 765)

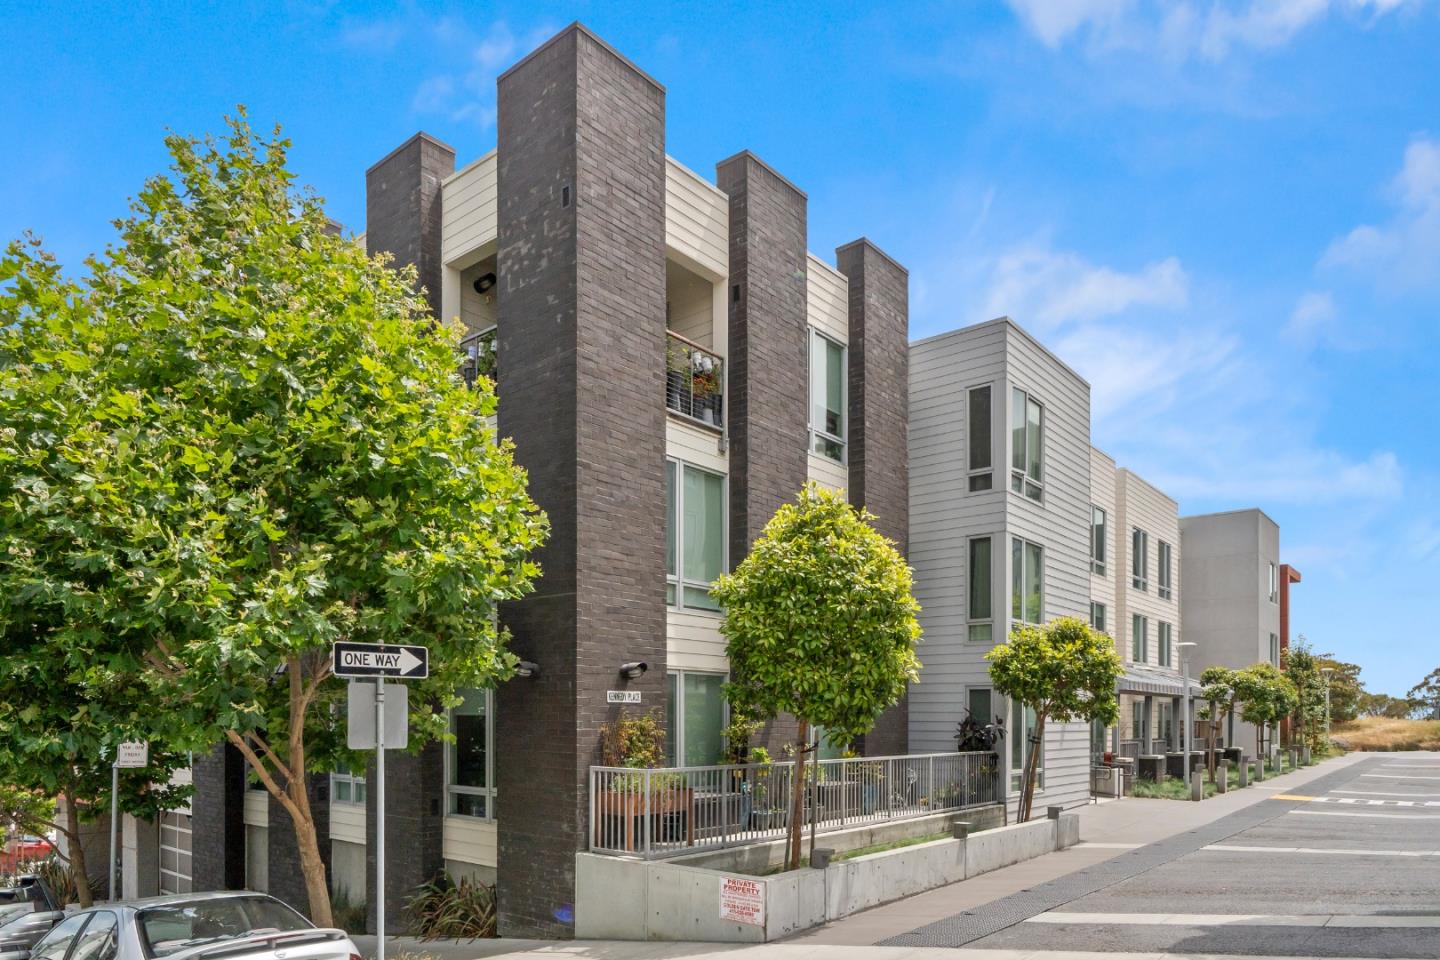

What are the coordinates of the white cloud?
(977, 243, 1189, 330)
(1283, 290, 1338, 345)
(1006, 0, 1420, 60)
(1323, 136, 1440, 293)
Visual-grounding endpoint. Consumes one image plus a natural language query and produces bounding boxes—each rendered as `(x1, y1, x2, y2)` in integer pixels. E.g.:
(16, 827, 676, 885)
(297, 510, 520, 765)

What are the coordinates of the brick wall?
(266, 774, 332, 919)
(494, 24, 668, 938)
(189, 743, 245, 892)
(837, 239, 911, 757)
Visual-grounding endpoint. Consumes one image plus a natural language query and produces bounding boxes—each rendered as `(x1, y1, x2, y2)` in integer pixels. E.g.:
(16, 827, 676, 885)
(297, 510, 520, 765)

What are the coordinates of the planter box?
(594, 788, 695, 851)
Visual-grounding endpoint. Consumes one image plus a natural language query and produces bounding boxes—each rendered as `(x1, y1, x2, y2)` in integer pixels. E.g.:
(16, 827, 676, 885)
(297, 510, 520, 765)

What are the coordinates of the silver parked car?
(0, 876, 66, 960)
(23, 893, 358, 960)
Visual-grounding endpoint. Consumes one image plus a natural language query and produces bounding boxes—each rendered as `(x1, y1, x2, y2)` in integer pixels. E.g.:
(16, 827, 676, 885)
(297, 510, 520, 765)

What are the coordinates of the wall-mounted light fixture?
(472, 272, 497, 295)
(619, 661, 648, 680)
(515, 661, 541, 679)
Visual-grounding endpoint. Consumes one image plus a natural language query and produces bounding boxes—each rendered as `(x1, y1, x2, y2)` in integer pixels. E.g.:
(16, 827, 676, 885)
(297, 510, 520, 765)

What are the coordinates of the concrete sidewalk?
(354, 753, 1361, 960)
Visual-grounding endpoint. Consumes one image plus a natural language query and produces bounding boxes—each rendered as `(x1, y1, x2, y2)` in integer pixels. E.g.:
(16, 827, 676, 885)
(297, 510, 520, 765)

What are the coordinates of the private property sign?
(719, 876, 764, 927)
(332, 641, 429, 680)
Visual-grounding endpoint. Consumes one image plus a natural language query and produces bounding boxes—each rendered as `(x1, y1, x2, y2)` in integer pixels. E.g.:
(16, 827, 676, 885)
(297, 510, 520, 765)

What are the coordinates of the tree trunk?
(787, 721, 809, 871)
(62, 787, 93, 908)
(1020, 713, 1045, 822)
(1206, 699, 1217, 785)
(285, 787, 333, 927)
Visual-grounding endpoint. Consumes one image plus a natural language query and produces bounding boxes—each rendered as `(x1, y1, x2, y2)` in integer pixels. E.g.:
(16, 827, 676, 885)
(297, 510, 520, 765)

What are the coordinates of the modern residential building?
(1091, 454, 1192, 760)
(909, 317, 1095, 814)
(1179, 508, 1283, 757)
(175, 22, 909, 940)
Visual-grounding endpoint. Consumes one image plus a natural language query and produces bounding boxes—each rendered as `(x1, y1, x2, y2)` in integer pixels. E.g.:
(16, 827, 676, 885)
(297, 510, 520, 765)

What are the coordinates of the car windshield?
(137, 897, 312, 959)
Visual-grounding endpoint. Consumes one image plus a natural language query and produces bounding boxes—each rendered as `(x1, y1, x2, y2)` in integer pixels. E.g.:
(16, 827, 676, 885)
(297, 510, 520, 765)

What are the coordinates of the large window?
(1132, 528, 1149, 591)
(1158, 541, 1173, 600)
(1090, 506, 1107, 574)
(1270, 632, 1280, 666)
(809, 330, 846, 462)
(967, 385, 992, 491)
(1090, 601, 1107, 634)
(1011, 538, 1044, 625)
(1131, 701, 1144, 739)
(1131, 614, 1148, 663)
(666, 672, 726, 766)
(330, 766, 366, 805)
(1268, 562, 1278, 603)
(447, 688, 494, 819)
(1010, 387, 1044, 500)
(968, 687, 994, 725)
(1158, 621, 1173, 667)
(968, 536, 993, 642)
(666, 460, 726, 611)
(1010, 698, 1043, 792)
(1157, 701, 1174, 746)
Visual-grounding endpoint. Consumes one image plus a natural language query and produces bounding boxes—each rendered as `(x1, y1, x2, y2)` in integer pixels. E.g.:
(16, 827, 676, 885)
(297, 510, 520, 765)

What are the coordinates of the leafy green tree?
(987, 617, 1121, 822)
(1357, 692, 1419, 719)
(1198, 666, 1238, 784)
(0, 115, 547, 922)
(1232, 663, 1299, 761)
(1409, 668, 1440, 721)
(1314, 655, 1364, 724)
(714, 483, 921, 870)
(1283, 642, 1330, 750)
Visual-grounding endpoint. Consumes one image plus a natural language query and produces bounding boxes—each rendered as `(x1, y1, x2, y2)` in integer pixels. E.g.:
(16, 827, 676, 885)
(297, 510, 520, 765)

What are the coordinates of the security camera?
(619, 661, 648, 680)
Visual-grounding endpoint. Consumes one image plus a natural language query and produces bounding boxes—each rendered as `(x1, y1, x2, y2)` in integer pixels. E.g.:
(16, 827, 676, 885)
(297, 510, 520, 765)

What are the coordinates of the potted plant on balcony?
(691, 366, 720, 425)
(721, 714, 762, 829)
(745, 747, 785, 832)
(596, 711, 693, 850)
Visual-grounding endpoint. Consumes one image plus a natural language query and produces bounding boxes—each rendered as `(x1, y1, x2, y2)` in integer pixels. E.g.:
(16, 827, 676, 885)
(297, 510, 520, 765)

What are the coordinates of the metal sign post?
(110, 742, 148, 901)
(335, 645, 426, 960)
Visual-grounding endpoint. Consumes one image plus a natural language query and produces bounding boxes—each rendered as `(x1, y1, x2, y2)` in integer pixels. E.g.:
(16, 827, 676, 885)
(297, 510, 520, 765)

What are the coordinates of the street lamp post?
(1178, 641, 1198, 793)
(1321, 666, 1335, 738)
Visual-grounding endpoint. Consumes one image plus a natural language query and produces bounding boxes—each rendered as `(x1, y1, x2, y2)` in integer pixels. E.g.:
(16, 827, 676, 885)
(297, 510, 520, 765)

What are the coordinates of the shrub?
(404, 873, 497, 940)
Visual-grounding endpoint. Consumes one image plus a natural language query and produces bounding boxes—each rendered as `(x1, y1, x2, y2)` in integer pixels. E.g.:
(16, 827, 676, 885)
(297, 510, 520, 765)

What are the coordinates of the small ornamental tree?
(713, 484, 921, 871)
(0, 114, 547, 922)
(1232, 663, 1299, 762)
(1283, 642, 1329, 751)
(1315, 655, 1364, 724)
(987, 617, 1121, 822)
(1198, 666, 1239, 784)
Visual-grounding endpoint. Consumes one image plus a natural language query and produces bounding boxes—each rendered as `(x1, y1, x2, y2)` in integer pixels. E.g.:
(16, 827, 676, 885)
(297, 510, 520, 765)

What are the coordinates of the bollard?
(1289, 748, 1299, 771)
(1216, 760, 1229, 794)
(952, 820, 972, 840)
(1238, 757, 1250, 787)
(1190, 775, 1203, 802)
(1253, 758, 1264, 782)
(1302, 745, 1311, 765)
(811, 848, 834, 869)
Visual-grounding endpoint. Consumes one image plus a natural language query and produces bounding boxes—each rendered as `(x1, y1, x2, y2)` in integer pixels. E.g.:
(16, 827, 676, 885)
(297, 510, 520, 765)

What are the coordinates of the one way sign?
(333, 642, 430, 680)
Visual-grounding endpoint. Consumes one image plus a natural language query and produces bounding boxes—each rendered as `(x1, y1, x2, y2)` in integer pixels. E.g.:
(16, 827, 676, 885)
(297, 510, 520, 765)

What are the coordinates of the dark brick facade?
(494, 24, 668, 938)
(189, 743, 246, 892)
(267, 775, 332, 918)
(363, 133, 456, 931)
(837, 239, 911, 757)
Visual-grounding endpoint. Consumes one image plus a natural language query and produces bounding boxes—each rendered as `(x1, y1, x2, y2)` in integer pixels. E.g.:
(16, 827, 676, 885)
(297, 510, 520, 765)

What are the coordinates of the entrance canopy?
(1117, 664, 1201, 698)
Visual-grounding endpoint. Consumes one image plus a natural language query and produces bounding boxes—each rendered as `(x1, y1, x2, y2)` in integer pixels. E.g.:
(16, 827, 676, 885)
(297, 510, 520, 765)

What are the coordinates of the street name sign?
(332, 641, 429, 680)
(115, 742, 149, 768)
(606, 690, 642, 704)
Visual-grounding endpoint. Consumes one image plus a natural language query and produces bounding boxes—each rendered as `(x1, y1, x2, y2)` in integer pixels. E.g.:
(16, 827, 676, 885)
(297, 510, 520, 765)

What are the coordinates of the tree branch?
(225, 730, 302, 821)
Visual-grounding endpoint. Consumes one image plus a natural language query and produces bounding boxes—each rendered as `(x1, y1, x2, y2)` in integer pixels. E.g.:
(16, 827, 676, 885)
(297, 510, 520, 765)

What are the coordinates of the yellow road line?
(1272, 794, 1316, 801)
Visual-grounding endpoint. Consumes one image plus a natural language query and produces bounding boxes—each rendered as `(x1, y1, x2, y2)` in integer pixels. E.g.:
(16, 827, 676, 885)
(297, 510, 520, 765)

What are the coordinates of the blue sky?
(4, 1, 1437, 696)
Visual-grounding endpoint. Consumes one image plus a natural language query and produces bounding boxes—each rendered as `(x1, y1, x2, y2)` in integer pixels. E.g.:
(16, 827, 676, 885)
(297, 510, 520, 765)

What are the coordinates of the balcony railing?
(460, 327, 496, 387)
(589, 751, 1001, 860)
(665, 331, 723, 429)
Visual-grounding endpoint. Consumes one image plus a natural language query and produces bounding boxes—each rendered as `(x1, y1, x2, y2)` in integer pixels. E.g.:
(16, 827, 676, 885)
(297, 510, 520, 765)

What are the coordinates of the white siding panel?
(666, 418, 727, 474)
(441, 151, 498, 266)
(329, 802, 366, 844)
(806, 255, 848, 343)
(667, 610, 728, 674)
(665, 158, 727, 280)
(443, 816, 497, 867)
(243, 790, 268, 829)
(807, 453, 848, 496)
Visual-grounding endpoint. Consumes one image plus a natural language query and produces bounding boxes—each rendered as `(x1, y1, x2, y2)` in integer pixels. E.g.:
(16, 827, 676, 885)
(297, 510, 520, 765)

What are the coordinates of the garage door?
(158, 811, 192, 894)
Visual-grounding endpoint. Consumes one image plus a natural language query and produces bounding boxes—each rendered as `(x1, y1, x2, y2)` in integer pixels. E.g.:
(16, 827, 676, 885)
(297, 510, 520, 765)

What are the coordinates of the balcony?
(665, 331, 723, 430)
(460, 327, 496, 387)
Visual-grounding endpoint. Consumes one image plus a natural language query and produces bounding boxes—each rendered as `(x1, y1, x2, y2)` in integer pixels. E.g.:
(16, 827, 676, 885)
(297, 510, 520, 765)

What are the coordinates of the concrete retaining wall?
(576, 813, 1078, 942)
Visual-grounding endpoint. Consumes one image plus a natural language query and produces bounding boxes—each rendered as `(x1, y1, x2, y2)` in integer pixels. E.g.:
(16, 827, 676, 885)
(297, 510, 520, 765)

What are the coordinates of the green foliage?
(0, 786, 53, 840)
(986, 617, 1122, 821)
(404, 873, 497, 940)
(720, 714, 763, 764)
(1233, 662, 1298, 755)
(0, 112, 547, 921)
(1409, 667, 1440, 720)
(1314, 655, 1364, 724)
(714, 483, 921, 745)
(1283, 641, 1331, 750)
(1358, 692, 1420, 719)
(600, 711, 667, 768)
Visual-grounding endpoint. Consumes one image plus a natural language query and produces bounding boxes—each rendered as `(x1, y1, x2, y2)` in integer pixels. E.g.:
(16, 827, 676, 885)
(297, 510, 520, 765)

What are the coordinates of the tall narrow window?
(1090, 506, 1107, 574)
(1158, 621, 1173, 667)
(968, 536, 993, 642)
(1270, 633, 1280, 665)
(1158, 701, 1174, 745)
(666, 460, 726, 611)
(809, 330, 846, 462)
(1132, 528, 1149, 591)
(967, 385, 993, 491)
(665, 671, 728, 766)
(1131, 701, 1144, 739)
(968, 687, 994, 725)
(1090, 601, 1107, 634)
(1268, 562, 1278, 603)
(448, 688, 495, 818)
(1158, 541, 1173, 600)
(1011, 537, 1044, 625)
(1010, 698, 1043, 792)
(1010, 387, 1044, 500)
(1132, 614, 1148, 662)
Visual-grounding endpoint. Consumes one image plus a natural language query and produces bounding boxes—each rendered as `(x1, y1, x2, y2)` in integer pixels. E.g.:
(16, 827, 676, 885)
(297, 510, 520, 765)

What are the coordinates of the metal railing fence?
(665, 331, 724, 428)
(589, 751, 1001, 860)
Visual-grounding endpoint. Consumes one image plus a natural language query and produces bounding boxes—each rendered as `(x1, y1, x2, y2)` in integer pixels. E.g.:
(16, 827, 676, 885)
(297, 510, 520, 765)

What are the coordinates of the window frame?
(1158, 621, 1172, 667)
(1010, 537, 1044, 626)
(1009, 697, 1044, 794)
(1132, 528, 1149, 591)
(1090, 506, 1107, 575)
(1090, 601, 1107, 634)
(445, 688, 496, 821)
(330, 766, 367, 806)
(808, 328, 848, 464)
(1269, 632, 1280, 666)
(967, 535, 994, 642)
(1157, 540, 1173, 600)
(1009, 386, 1044, 501)
(666, 458, 729, 613)
(1268, 562, 1278, 603)
(967, 384, 993, 492)
(1132, 613, 1149, 663)
(665, 670, 729, 766)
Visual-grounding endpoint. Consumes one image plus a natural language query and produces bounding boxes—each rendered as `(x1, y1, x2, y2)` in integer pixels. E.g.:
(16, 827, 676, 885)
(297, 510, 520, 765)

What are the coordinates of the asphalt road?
(884, 752, 1440, 958)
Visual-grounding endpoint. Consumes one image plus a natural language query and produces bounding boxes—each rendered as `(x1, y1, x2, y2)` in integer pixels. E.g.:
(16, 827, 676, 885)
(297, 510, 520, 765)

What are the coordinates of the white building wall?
(1088, 447, 1118, 646)
(806, 254, 850, 495)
